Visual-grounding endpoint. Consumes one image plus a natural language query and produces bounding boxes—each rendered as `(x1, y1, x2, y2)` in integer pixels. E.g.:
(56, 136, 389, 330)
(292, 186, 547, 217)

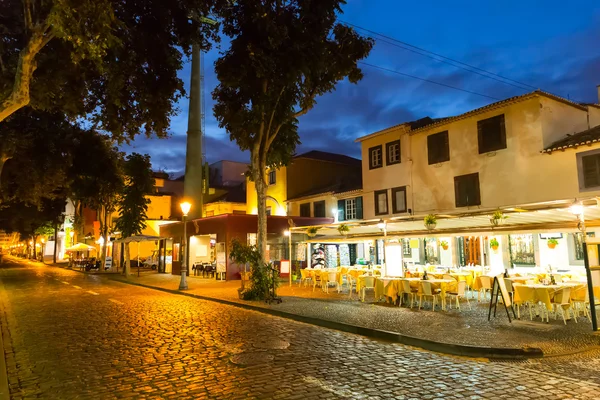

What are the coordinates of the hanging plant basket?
(490, 211, 508, 227)
(489, 238, 499, 253)
(337, 224, 350, 236)
(440, 240, 449, 251)
(547, 238, 558, 249)
(306, 227, 319, 238)
(424, 214, 437, 230)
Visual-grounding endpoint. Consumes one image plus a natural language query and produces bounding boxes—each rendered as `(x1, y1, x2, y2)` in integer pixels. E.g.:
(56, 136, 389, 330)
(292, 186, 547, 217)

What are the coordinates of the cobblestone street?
(1, 258, 600, 399)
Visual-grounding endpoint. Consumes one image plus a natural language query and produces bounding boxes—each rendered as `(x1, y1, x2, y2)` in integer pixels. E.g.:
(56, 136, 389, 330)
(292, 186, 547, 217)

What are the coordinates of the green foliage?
(306, 226, 319, 236)
(337, 224, 350, 235)
(490, 238, 499, 248)
(440, 240, 448, 247)
(424, 214, 437, 225)
(0, 197, 66, 239)
(548, 238, 559, 246)
(229, 238, 278, 301)
(1, 0, 223, 140)
(114, 153, 155, 238)
(492, 210, 507, 221)
(0, 109, 77, 205)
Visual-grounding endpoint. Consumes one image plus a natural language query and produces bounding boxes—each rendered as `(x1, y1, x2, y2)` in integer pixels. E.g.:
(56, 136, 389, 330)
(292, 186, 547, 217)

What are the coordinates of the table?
(513, 282, 585, 311)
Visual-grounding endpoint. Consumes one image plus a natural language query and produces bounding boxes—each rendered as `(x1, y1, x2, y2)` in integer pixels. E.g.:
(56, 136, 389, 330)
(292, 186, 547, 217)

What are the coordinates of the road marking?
(73, 285, 82, 289)
(61, 281, 70, 285)
(87, 291, 99, 296)
(108, 299, 124, 305)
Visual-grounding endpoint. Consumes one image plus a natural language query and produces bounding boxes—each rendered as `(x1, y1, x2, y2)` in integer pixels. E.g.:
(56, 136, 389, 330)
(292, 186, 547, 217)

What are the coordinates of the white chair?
(571, 285, 589, 321)
(419, 281, 441, 311)
(346, 274, 357, 299)
(401, 279, 418, 309)
(552, 288, 575, 324)
(504, 278, 515, 304)
(361, 276, 376, 302)
(326, 271, 337, 293)
(446, 281, 471, 311)
(478, 276, 492, 302)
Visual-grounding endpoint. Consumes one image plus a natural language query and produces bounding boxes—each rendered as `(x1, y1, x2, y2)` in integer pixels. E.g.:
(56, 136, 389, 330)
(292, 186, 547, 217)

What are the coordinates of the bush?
(230, 238, 278, 301)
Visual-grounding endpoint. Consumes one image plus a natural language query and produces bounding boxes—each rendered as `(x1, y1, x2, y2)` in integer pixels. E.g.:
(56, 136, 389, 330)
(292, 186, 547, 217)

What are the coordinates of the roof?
(286, 175, 362, 202)
(204, 183, 246, 204)
(293, 150, 361, 166)
(409, 90, 587, 135)
(542, 125, 600, 154)
(355, 90, 588, 143)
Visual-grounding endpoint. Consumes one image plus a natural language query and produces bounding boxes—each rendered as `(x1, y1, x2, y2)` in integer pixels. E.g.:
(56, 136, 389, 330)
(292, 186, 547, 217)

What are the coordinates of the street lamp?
(377, 219, 388, 276)
(179, 201, 192, 290)
(284, 230, 292, 286)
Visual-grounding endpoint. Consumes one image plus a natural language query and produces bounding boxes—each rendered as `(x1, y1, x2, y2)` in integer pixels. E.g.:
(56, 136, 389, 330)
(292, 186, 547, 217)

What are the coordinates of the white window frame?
(370, 147, 382, 168)
(345, 198, 357, 220)
(388, 142, 400, 164)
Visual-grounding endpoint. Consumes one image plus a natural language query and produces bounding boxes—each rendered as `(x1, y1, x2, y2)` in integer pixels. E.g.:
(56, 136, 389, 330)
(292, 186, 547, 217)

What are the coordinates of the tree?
(0, 0, 223, 176)
(213, 0, 373, 264)
(0, 109, 75, 204)
(114, 153, 155, 277)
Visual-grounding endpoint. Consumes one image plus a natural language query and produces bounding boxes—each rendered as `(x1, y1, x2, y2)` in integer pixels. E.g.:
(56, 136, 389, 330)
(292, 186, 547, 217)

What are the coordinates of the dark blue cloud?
(124, 2, 600, 175)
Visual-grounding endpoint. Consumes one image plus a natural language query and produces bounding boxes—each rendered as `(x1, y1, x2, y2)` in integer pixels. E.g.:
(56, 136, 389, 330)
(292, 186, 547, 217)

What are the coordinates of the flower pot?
(490, 218, 501, 227)
(441, 245, 448, 251)
(425, 223, 436, 230)
(548, 243, 556, 249)
(491, 245, 499, 252)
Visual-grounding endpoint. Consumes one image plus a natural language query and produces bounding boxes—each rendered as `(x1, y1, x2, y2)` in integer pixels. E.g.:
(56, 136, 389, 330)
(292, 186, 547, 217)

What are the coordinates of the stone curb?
(107, 276, 544, 360)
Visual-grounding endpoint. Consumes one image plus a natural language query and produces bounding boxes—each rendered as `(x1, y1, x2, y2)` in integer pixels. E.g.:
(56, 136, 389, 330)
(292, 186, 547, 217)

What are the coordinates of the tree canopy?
(213, 0, 373, 263)
(1, 0, 223, 140)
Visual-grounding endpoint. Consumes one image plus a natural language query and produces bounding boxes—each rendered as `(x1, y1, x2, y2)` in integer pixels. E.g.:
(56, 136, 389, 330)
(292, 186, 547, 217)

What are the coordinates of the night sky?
(123, 1, 600, 176)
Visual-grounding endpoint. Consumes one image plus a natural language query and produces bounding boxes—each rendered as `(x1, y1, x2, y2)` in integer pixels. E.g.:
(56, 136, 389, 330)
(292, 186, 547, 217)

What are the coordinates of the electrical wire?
(341, 20, 538, 92)
(359, 61, 502, 101)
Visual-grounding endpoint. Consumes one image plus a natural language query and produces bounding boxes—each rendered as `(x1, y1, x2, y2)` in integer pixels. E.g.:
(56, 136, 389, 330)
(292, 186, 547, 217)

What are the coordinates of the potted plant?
(306, 227, 319, 238)
(338, 224, 350, 236)
(490, 210, 508, 227)
(440, 240, 449, 251)
(424, 214, 437, 230)
(490, 238, 499, 252)
(548, 238, 559, 249)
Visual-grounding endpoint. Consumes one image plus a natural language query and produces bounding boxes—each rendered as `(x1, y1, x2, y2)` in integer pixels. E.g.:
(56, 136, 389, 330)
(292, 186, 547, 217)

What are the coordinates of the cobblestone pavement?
(108, 271, 600, 355)
(1, 258, 600, 399)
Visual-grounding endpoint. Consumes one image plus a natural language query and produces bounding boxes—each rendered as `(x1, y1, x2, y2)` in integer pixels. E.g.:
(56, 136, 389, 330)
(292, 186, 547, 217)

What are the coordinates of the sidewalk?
(104, 271, 600, 358)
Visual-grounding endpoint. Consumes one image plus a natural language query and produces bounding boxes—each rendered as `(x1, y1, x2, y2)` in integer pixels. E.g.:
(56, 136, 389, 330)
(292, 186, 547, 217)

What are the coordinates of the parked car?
(142, 250, 158, 270)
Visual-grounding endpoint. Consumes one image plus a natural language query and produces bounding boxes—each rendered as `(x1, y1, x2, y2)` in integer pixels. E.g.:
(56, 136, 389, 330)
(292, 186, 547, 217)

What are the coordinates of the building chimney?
(183, 44, 204, 220)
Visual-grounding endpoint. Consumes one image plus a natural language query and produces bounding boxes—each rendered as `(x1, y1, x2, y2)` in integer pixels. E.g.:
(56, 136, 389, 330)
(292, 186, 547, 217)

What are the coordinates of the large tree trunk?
(53, 224, 58, 264)
(123, 243, 130, 277)
(0, 31, 48, 123)
(252, 151, 268, 264)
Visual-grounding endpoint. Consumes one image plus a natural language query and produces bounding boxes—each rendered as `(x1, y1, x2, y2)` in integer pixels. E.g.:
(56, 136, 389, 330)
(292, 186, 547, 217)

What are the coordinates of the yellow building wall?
(246, 166, 288, 215)
(360, 97, 598, 219)
(287, 193, 338, 218)
(205, 202, 246, 216)
(286, 158, 361, 200)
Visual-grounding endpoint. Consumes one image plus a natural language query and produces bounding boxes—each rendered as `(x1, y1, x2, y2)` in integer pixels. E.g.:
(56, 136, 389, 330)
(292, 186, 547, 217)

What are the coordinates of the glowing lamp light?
(180, 201, 192, 217)
(283, 230, 290, 237)
(377, 219, 387, 230)
(29, 240, 33, 245)
(570, 204, 584, 216)
(97, 237, 105, 246)
(69, 231, 74, 238)
(331, 208, 337, 216)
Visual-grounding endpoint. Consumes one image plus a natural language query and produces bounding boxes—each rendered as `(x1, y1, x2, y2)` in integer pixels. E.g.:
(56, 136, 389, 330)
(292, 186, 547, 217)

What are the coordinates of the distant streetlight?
(179, 202, 192, 290)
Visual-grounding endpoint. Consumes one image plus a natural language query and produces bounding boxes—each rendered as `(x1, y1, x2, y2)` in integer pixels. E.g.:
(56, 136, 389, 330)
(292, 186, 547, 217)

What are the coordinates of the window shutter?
(582, 155, 600, 188)
(337, 199, 345, 221)
(473, 174, 481, 205)
(356, 197, 363, 219)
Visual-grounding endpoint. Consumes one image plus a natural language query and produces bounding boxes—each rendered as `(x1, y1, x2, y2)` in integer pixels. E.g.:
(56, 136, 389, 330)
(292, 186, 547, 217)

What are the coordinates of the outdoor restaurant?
(288, 198, 600, 328)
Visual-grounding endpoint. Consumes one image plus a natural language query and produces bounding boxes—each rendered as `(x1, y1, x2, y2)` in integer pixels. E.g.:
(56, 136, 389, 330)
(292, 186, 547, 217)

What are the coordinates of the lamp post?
(40, 238, 45, 263)
(377, 219, 387, 276)
(179, 201, 192, 290)
(571, 203, 597, 330)
(284, 230, 292, 286)
(69, 231, 74, 247)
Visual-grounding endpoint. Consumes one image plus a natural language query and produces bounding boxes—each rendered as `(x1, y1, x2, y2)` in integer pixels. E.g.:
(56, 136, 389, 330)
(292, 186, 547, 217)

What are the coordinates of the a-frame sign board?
(488, 275, 517, 322)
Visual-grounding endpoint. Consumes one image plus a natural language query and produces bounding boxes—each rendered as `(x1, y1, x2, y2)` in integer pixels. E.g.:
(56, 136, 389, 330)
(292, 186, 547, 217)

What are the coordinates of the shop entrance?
(463, 236, 481, 265)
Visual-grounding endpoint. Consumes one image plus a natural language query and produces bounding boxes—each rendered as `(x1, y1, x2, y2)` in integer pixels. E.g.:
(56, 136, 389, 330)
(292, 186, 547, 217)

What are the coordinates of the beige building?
(246, 150, 362, 218)
(292, 90, 600, 273)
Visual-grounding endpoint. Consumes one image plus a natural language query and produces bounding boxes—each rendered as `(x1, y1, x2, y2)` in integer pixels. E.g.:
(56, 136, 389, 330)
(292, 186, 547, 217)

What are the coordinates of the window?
(374, 190, 388, 215)
(268, 170, 276, 185)
(247, 233, 257, 246)
(266, 206, 272, 216)
(299, 203, 311, 217)
(427, 131, 450, 165)
(454, 173, 481, 207)
(581, 153, 600, 189)
(477, 114, 506, 154)
(313, 201, 325, 218)
(391, 186, 407, 214)
(386, 140, 401, 165)
(337, 197, 363, 221)
(369, 145, 383, 169)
